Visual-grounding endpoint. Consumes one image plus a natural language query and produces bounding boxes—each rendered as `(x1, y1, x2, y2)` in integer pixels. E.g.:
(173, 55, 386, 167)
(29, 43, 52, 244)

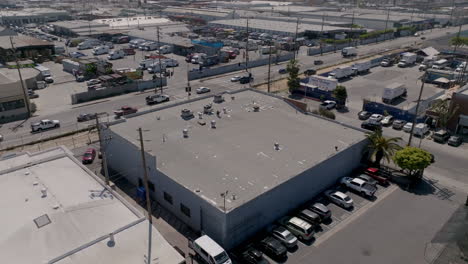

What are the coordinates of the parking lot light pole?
(408, 73, 427, 147)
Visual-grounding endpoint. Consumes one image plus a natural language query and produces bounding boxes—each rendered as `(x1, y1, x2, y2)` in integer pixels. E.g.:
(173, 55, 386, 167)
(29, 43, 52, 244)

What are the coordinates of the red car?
(82, 148, 96, 164)
(364, 167, 390, 186)
(114, 106, 138, 117)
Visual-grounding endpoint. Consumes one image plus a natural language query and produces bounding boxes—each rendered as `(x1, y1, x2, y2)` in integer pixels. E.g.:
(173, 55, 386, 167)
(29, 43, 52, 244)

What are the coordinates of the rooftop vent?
(204, 104, 213, 114)
(214, 94, 224, 103)
(181, 109, 194, 119)
(41, 188, 47, 198)
(274, 142, 280, 151)
(253, 105, 260, 112)
(183, 129, 189, 138)
(34, 214, 51, 229)
(198, 112, 203, 119)
(211, 120, 216, 129)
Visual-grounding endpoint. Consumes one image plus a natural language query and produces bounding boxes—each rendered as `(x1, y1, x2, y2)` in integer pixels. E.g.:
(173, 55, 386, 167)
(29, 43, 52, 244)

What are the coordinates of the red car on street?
(114, 106, 138, 117)
(82, 148, 96, 164)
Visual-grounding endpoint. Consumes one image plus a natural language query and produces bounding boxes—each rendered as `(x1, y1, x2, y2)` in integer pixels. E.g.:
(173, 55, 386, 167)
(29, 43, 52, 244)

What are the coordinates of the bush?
(319, 108, 336, 120)
(30, 102, 37, 113)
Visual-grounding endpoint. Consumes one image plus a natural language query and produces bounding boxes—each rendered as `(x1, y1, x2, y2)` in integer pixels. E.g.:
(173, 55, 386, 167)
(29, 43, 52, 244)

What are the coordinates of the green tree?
(450, 36, 468, 51)
(430, 99, 459, 129)
(84, 63, 97, 78)
(333, 85, 347, 107)
(393, 147, 432, 178)
(286, 59, 300, 93)
(366, 130, 402, 168)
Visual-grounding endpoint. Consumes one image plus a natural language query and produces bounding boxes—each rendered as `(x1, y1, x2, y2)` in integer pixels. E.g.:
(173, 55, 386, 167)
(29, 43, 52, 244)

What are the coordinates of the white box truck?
(342, 47, 357, 57)
(398, 52, 417, 67)
(352, 61, 371, 75)
(329, 66, 354, 80)
(92, 45, 109, 55)
(147, 62, 167, 73)
(189, 235, 232, 264)
(413, 123, 429, 137)
(34, 65, 51, 78)
(382, 82, 407, 104)
(107, 50, 125, 60)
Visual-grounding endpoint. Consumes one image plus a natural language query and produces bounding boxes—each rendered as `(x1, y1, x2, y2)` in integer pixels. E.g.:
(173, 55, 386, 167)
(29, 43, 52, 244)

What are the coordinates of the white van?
(190, 235, 232, 264)
(148, 62, 167, 73)
(108, 50, 125, 60)
(413, 123, 429, 137)
(432, 59, 448, 69)
(159, 45, 172, 54)
(163, 58, 179, 67)
(130, 38, 146, 48)
(139, 59, 157, 70)
(92, 45, 109, 55)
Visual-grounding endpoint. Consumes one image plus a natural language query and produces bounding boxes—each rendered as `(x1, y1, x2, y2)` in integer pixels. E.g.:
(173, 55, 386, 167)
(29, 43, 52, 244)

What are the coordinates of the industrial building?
(162, 7, 240, 22)
(448, 86, 468, 135)
(0, 146, 185, 264)
(208, 18, 365, 37)
(0, 8, 70, 26)
(102, 89, 368, 249)
(0, 32, 54, 63)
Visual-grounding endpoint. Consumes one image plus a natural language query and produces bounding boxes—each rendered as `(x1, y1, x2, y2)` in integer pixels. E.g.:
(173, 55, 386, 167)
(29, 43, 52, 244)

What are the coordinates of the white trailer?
(261, 46, 276, 54)
(107, 50, 125, 60)
(34, 65, 51, 78)
(398, 52, 417, 67)
(329, 66, 354, 80)
(382, 82, 407, 104)
(352, 61, 371, 75)
(308, 76, 338, 91)
(342, 47, 357, 57)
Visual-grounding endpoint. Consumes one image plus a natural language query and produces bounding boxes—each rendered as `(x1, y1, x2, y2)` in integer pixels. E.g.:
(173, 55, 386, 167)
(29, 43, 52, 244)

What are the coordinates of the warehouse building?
(162, 7, 239, 22)
(102, 89, 368, 249)
(0, 8, 70, 26)
(448, 86, 468, 135)
(0, 146, 185, 264)
(208, 18, 365, 37)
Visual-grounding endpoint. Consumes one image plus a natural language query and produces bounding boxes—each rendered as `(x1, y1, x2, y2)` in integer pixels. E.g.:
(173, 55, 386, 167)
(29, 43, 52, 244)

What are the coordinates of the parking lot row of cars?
(358, 111, 463, 146)
(230, 168, 390, 263)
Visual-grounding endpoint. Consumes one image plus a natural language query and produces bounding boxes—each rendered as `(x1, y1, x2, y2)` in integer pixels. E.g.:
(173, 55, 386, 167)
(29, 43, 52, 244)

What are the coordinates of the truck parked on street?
(352, 61, 371, 75)
(340, 177, 377, 197)
(398, 52, 417, 67)
(31, 119, 60, 133)
(329, 66, 354, 80)
(341, 47, 357, 57)
(382, 82, 407, 104)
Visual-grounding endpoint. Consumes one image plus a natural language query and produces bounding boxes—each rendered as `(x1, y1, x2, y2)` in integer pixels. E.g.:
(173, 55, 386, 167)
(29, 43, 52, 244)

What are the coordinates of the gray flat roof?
(0, 35, 53, 49)
(299, 10, 444, 22)
(209, 19, 351, 33)
(163, 7, 233, 17)
(0, 146, 184, 264)
(110, 90, 365, 211)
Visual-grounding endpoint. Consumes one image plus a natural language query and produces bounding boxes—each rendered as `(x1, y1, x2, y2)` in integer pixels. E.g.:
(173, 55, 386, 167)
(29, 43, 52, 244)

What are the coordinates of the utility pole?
(453, 22, 463, 53)
(293, 17, 300, 60)
(155, 26, 164, 94)
(408, 73, 427, 147)
(449, 0, 456, 27)
(245, 18, 249, 74)
(138, 127, 153, 264)
(320, 13, 325, 56)
(348, 11, 355, 46)
(267, 45, 272, 93)
(9, 35, 31, 118)
(95, 114, 110, 186)
(383, 9, 390, 42)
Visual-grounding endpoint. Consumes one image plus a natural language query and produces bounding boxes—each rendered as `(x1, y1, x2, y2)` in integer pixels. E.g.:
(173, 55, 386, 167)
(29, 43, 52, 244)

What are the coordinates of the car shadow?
(300, 237, 316, 246)
(287, 245, 299, 253)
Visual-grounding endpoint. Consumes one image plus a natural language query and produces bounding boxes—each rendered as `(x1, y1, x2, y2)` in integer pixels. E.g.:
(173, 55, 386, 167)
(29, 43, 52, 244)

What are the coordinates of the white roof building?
(0, 146, 185, 264)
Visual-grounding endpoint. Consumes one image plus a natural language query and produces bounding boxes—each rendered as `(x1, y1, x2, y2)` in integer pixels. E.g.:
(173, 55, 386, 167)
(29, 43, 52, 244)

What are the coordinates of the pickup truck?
(31, 119, 60, 133)
(340, 177, 377, 197)
(146, 94, 169, 105)
(114, 106, 138, 117)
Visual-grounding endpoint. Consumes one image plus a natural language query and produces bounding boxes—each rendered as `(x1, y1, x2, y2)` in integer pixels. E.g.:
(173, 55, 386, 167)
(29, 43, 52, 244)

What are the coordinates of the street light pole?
(408, 73, 427, 147)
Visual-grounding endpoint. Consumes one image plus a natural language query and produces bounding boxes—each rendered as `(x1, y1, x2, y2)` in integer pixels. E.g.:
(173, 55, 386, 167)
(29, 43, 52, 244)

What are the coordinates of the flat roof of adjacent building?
(0, 8, 69, 17)
(163, 7, 234, 17)
(110, 90, 365, 211)
(299, 9, 445, 22)
(0, 35, 53, 49)
(209, 18, 356, 34)
(0, 146, 184, 264)
(0, 67, 40, 84)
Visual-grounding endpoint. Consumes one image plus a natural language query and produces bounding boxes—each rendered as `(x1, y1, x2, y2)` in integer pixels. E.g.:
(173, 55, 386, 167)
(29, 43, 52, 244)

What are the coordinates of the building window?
(138, 178, 155, 192)
(163, 192, 173, 204)
(180, 203, 191, 218)
(0, 99, 25, 112)
(148, 181, 155, 192)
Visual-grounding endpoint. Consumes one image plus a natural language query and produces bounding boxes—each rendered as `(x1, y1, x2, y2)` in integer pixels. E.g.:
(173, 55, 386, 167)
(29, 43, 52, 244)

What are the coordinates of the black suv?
(297, 209, 321, 225)
(308, 202, 331, 221)
(239, 76, 254, 84)
(361, 121, 382, 131)
(304, 68, 317, 75)
(257, 237, 287, 260)
(235, 246, 269, 264)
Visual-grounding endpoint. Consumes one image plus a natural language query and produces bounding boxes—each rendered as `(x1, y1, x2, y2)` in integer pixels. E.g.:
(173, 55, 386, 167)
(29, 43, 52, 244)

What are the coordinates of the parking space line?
(313, 184, 398, 248)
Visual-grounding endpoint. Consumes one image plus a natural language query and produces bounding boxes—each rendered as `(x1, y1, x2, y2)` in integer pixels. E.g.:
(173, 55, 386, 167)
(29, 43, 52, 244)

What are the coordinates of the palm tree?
(366, 130, 402, 168)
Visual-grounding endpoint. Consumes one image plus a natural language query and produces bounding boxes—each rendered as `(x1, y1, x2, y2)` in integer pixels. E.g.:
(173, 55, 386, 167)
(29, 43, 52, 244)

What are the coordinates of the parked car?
(278, 68, 287, 74)
(314, 60, 324, 65)
(341, 177, 377, 197)
(31, 119, 60, 133)
(361, 121, 382, 131)
(320, 100, 336, 110)
(28, 90, 39, 99)
(363, 167, 390, 186)
(271, 226, 298, 249)
(368, 114, 384, 124)
(278, 216, 314, 241)
(44, 76, 54, 83)
(324, 190, 353, 209)
(70, 51, 86, 58)
(196, 87, 211, 94)
(77, 113, 97, 122)
(380, 115, 394, 126)
(146, 94, 169, 105)
(236, 246, 269, 264)
(303, 68, 317, 75)
(355, 174, 378, 187)
(231, 75, 241, 82)
(433, 130, 450, 143)
(297, 209, 321, 226)
(448, 135, 462, 147)
(114, 106, 137, 117)
(82, 148, 96, 164)
(86, 79, 101, 86)
(358, 111, 372, 120)
(239, 76, 254, 84)
(392, 119, 406, 130)
(308, 203, 331, 221)
(257, 237, 287, 260)
(403, 122, 414, 133)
